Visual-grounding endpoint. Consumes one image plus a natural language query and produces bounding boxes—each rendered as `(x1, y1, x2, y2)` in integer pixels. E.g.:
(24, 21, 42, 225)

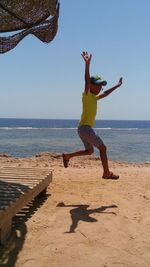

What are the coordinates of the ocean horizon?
(0, 118, 150, 163)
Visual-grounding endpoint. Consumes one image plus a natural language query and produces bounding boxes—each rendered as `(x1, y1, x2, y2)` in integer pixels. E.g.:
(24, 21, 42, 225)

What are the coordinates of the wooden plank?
(0, 175, 48, 178)
(1, 171, 52, 175)
(0, 180, 44, 185)
(0, 175, 44, 179)
(0, 169, 51, 177)
(0, 168, 51, 174)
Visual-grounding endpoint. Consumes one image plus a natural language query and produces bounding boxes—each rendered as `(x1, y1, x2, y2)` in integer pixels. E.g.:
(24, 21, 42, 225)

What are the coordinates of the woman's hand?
(81, 51, 92, 64)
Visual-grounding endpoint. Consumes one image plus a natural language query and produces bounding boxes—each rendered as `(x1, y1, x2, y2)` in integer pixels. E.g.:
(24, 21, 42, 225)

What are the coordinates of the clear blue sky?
(1, 0, 150, 120)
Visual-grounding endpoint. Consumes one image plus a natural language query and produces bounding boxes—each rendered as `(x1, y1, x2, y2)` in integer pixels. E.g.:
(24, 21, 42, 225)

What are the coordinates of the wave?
(95, 128, 139, 131)
(0, 127, 37, 130)
(94, 127, 112, 130)
(0, 127, 77, 130)
(0, 127, 139, 131)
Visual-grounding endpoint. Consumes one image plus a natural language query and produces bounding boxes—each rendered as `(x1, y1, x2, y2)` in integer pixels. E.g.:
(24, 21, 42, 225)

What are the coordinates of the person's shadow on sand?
(57, 202, 118, 233)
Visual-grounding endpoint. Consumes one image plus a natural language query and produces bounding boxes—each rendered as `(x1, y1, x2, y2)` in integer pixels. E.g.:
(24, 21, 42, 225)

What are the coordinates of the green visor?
(90, 75, 107, 86)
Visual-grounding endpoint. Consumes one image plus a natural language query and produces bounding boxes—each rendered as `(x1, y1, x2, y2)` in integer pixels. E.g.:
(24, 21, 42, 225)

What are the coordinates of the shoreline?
(0, 151, 150, 166)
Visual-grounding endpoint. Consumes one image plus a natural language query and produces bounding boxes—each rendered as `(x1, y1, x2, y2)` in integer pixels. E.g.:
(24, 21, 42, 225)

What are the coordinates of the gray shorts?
(78, 125, 104, 150)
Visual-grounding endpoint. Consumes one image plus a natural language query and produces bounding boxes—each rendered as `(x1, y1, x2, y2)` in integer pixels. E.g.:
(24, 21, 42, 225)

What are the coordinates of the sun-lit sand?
(0, 152, 150, 267)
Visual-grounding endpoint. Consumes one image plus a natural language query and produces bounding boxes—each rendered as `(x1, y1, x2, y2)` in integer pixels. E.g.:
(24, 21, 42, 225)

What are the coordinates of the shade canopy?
(0, 0, 59, 53)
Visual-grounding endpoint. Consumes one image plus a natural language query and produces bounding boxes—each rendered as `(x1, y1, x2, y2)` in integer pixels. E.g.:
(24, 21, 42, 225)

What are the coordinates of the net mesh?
(0, 0, 59, 53)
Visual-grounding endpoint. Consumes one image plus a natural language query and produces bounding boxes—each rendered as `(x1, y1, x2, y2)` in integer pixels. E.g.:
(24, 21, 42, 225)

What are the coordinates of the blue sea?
(0, 118, 150, 163)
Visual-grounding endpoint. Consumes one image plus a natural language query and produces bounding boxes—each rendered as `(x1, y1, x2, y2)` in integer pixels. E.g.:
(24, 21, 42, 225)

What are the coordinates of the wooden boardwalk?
(0, 167, 52, 244)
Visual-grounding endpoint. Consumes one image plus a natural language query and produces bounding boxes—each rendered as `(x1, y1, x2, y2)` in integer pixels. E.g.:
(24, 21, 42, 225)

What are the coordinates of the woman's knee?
(85, 147, 94, 155)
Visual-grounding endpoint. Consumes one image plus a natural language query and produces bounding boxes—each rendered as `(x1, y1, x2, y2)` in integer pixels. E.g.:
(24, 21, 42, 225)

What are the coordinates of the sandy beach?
(0, 152, 150, 267)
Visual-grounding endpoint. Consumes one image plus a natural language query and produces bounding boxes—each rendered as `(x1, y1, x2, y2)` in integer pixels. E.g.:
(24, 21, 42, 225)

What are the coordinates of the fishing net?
(0, 0, 59, 53)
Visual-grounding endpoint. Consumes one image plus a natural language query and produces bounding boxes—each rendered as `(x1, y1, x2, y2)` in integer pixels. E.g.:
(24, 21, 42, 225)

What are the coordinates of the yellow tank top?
(79, 91, 98, 127)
